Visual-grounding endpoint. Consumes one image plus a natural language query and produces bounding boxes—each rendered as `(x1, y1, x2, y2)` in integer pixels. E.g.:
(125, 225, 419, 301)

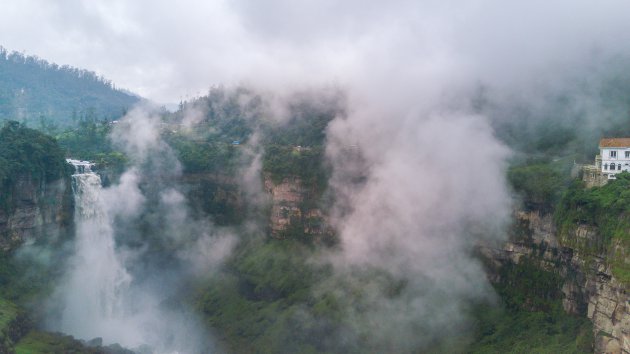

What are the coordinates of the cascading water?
(62, 159, 133, 342)
(59, 159, 205, 353)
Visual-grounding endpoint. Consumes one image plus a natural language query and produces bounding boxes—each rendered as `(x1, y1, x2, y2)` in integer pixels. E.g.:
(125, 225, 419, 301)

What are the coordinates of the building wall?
(600, 148, 630, 178)
(582, 165, 607, 188)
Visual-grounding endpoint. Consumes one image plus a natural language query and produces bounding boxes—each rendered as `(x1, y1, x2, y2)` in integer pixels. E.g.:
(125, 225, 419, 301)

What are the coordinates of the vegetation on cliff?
(194, 235, 594, 353)
(0, 121, 68, 210)
(508, 160, 565, 212)
(557, 174, 630, 241)
(259, 92, 338, 191)
(0, 121, 80, 351)
(194, 239, 341, 353)
(55, 119, 127, 173)
(470, 304, 593, 353)
(162, 87, 260, 175)
(160, 87, 337, 236)
(556, 174, 630, 283)
(469, 253, 593, 353)
(262, 145, 328, 188)
(165, 133, 240, 174)
(166, 87, 336, 189)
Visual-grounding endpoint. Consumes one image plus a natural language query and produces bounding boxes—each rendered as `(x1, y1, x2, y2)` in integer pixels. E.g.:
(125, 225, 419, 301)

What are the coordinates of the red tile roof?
(600, 138, 630, 148)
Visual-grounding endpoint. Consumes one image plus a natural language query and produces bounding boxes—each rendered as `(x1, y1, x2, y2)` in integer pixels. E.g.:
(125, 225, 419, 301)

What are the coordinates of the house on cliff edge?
(582, 138, 630, 187)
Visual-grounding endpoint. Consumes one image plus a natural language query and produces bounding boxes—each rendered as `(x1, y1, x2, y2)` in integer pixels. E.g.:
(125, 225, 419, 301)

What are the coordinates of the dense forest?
(0, 47, 139, 127)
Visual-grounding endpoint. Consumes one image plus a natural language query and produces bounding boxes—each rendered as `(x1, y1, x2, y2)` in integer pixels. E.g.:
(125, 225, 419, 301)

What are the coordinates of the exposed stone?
(263, 174, 331, 239)
(0, 174, 72, 251)
(484, 210, 630, 353)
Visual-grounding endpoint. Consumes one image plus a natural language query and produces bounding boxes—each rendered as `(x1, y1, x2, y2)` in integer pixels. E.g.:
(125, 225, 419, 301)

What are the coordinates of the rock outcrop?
(0, 174, 72, 251)
(483, 211, 630, 353)
(263, 174, 331, 239)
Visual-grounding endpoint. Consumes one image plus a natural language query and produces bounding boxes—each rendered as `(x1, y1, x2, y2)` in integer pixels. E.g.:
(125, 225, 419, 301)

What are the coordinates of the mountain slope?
(0, 46, 139, 126)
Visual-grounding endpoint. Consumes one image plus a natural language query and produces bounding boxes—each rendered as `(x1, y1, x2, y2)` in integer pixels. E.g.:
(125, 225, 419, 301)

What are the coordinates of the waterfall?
(61, 159, 133, 342)
(55, 159, 209, 353)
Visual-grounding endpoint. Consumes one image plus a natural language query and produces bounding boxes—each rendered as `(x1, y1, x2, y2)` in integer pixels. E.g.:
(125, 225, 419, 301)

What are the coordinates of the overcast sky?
(1, 1, 630, 103)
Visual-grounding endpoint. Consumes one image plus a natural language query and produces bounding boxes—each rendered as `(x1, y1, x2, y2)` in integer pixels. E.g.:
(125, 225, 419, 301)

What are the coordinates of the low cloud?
(4, 0, 630, 351)
(48, 107, 238, 352)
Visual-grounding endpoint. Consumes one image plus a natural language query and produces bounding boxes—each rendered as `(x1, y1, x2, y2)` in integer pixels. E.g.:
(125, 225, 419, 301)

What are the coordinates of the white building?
(599, 138, 630, 179)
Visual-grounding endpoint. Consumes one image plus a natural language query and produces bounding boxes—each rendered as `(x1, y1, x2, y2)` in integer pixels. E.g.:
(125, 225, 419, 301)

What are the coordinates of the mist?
(47, 107, 240, 353)
(3, 0, 630, 352)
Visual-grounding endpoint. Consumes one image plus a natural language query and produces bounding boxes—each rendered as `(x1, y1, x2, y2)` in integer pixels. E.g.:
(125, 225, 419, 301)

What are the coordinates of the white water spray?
(57, 158, 212, 353)
(61, 159, 133, 342)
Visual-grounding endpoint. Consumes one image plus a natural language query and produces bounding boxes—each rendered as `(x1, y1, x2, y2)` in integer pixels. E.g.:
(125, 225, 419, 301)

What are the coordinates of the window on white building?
(625, 151, 630, 158)
(611, 151, 617, 158)
(604, 163, 608, 170)
(618, 164, 622, 170)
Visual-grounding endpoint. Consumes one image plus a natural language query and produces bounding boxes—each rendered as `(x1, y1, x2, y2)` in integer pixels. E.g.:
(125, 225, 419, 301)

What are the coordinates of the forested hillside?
(0, 46, 139, 127)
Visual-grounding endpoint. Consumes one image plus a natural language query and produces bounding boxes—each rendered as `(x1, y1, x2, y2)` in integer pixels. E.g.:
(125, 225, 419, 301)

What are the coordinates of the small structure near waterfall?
(582, 138, 630, 187)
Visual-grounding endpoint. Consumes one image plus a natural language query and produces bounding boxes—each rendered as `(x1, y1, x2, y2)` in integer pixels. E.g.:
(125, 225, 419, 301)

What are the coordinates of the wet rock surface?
(483, 211, 630, 353)
(0, 174, 72, 251)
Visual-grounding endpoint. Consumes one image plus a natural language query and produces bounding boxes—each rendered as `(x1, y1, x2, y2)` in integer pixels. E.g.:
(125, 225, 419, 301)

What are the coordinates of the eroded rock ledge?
(482, 211, 630, 354)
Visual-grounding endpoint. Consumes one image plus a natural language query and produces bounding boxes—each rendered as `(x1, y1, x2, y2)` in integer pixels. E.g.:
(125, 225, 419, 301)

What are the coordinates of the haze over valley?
(1, 1, 630, 353)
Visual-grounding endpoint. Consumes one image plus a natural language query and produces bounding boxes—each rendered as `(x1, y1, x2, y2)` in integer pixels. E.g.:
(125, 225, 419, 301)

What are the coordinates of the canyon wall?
(263, 174, 331, 240)
(483, 211, 630, 353)
(0, 174, 72, 251)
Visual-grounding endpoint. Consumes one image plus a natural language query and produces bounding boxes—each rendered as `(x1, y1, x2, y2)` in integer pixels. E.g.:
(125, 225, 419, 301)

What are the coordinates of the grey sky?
(2, 1, 630, 103)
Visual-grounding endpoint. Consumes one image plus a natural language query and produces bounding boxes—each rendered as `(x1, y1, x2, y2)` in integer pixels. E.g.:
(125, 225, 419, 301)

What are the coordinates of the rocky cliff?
(0, 174, 72, 251)
(263, 174, 331, 240)
(167, 171, 332, 241)
(483, 211, 630, 353)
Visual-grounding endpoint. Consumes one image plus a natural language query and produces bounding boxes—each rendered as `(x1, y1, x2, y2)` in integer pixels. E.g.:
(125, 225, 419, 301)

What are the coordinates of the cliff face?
(483, 211, 630, 353)
(180, 172, 245, 226)
(0, 174, 72, 251)
(263, 174, 331, 239)
(174, 172, 331, 240)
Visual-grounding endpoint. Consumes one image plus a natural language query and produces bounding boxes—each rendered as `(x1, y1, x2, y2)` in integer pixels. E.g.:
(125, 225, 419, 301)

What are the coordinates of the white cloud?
(1, 1, 629, 102)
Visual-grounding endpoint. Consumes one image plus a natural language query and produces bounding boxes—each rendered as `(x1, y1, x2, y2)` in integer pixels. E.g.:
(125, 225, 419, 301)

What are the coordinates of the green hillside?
(0, 46, 139, 127)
